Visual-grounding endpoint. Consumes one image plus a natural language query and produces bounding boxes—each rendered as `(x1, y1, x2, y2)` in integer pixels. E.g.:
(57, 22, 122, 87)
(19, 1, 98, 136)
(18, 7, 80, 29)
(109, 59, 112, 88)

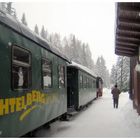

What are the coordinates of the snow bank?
(120, 98, 140, 129)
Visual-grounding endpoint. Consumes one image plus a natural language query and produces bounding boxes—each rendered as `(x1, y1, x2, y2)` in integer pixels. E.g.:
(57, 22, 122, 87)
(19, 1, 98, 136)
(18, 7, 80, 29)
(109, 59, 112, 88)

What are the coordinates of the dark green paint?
(0, 24, 67, 137)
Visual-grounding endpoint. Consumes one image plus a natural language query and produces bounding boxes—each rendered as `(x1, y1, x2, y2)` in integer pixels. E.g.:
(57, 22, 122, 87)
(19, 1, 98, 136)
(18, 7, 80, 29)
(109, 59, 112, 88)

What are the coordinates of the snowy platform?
(34, 89, 140, 138)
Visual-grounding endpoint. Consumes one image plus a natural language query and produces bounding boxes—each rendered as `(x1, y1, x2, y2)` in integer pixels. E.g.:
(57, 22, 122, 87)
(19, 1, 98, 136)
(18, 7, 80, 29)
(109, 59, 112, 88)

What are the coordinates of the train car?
(0, 12, 70, 137)
(67, 61, 97, 111)
(96, 77, 103, 97)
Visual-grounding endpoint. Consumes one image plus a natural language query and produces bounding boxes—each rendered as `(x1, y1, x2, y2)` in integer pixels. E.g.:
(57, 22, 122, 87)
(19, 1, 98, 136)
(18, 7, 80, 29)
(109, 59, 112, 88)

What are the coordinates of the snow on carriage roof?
(0, 10, 70, 63)
(68, 61, 97, 77)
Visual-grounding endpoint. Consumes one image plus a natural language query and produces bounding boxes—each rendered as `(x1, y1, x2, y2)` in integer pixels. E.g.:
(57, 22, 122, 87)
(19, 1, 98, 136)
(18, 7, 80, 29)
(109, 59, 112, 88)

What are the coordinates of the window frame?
(41, 58, 53, 89)
(11, 45, 32, 91)
(58, 65, 65, 88)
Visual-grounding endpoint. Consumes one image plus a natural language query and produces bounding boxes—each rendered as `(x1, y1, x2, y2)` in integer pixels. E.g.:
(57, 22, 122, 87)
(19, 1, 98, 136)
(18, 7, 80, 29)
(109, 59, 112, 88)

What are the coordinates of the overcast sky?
(13, 0, 118, 71)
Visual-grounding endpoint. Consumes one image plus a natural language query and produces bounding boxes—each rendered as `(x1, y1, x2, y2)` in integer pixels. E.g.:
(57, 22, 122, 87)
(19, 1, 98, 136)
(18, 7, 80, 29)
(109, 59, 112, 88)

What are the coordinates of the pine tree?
(45, 29, 49, 41)
(7, 2, 12, 15)
(62, 34, 95, 71)
(34, 24, 39, 35)
(63, 34, 75, 61)
(21, 13, 27, 26)
(0, 2, 16, 18)
(40, 25, 47, 39)
(49, 33, 62, 52)
(82, 43, 89, 67)
(62, 37, 69, 57)
(113, 56, 130, 91)
(110, 65, 117, 86)
(105, 69, 110, 88)
(75, 39, 83, 65)
(121, 57, 130, 91)
(70, 35, 78, 62)
(95, 56, 110, 88)
(0, 2, 7, 12)
(84, 43, 93, 69)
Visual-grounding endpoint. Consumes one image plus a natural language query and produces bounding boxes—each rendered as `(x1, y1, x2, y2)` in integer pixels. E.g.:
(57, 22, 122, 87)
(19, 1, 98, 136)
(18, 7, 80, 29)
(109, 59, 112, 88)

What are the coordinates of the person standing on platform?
(111, 84, 121, 108)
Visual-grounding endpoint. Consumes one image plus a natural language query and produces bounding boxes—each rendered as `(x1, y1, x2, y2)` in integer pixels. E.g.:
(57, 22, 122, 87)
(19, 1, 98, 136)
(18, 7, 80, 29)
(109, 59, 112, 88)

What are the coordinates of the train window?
(42, 59, 52, 89)
(87, 78, 89, 88)
(58, 65, 65, 88)
(89, 78, 92, 88)
(12, 46, 31, 90)
(83, 76, 87, 88)
(13, 46, 30, 64)
(79, 75, 83, 88)
(88, 78, 90, 88)
(93, 80, 96, 88)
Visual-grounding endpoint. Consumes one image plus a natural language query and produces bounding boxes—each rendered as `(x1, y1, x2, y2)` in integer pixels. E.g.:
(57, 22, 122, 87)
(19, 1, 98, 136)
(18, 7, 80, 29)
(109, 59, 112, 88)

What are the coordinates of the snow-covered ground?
(35, 89, 140, 138)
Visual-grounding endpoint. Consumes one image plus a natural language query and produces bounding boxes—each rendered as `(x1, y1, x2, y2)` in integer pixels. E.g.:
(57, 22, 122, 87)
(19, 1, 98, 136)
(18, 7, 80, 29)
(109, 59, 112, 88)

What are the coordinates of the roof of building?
(115, 3, 140, 57)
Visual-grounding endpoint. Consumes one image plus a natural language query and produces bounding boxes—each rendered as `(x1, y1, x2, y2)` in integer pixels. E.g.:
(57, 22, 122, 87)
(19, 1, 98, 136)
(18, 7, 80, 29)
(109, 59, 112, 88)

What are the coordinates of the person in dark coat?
(111, 84, 121, 108)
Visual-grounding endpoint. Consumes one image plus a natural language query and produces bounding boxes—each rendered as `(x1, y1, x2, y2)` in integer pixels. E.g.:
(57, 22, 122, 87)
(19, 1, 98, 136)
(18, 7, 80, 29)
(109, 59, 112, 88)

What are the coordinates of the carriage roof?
(0, 11, 70, 63)
(68, 61, 97, 78)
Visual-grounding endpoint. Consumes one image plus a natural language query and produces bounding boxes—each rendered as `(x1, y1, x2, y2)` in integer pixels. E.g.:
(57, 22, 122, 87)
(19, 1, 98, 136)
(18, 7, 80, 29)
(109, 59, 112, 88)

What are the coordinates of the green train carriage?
(0, 12, 70, 137)
(67, 62, 97, 111)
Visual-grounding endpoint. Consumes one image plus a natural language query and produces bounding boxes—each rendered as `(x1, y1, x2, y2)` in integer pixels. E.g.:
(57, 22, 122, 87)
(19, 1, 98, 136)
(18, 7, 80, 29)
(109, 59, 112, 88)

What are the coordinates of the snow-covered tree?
(111, 56, 130, 91)
(21, 13, 27, 26)
(0, 2, 16, 18)
(83, 43, 93, 69)
(62, 34, 95, 71)
(0, 2, 6, 11)
(34, 24, 39, 35)
(40, 26, 45, 38)
(7, 2, 12, 15)
(40, 25, 49, 40)
(105, 69, 110, 88)
(45, 29, 49, 41)
(110, 65, 117, 86)
(49, 33, 62, 52)
(121, 57, 130, 91)
(62, 37, 69, 56)
(95, 56, 110, 88)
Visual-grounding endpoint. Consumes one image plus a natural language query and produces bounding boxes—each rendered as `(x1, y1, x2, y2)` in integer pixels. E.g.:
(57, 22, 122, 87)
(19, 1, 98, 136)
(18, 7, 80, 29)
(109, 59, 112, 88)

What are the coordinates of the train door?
(67, 67, 78, 110)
